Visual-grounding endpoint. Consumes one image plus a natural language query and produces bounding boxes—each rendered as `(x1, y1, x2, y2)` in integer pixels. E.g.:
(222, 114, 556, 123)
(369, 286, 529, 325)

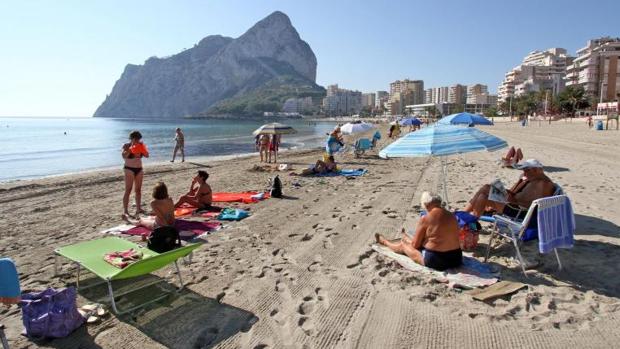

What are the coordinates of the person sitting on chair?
(375, 192, 462, 271)
(464, 159, 555, 219)
(501, 146, 523, 167)
(175, 170, 213, 210)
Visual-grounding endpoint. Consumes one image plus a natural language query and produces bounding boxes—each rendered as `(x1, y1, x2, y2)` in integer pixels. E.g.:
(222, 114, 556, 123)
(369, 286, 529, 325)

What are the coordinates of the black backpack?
(270, 175, 282, 198)
(147, 226, 181, 253)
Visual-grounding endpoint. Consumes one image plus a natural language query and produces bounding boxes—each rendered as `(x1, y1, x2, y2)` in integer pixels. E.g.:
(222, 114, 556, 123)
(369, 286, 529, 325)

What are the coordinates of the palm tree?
(558, 86, 590, 118)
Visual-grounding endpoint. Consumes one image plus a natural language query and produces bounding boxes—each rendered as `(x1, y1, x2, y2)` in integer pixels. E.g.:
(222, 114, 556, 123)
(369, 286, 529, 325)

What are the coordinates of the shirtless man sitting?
(175, 170, 212, 209)
(465, 159, 554, 219)
(375, 192, 462, 271)
(123, 182, 175, 229)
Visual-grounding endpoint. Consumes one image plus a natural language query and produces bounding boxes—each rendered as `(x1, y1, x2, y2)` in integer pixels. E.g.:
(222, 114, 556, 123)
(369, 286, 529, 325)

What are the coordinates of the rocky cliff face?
(94, 11, 320, 118)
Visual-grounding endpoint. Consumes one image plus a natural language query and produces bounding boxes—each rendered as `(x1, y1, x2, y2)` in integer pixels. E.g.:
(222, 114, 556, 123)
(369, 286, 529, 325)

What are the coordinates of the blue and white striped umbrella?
(437, 112, 493, 126)
(379, 125, 506, 158)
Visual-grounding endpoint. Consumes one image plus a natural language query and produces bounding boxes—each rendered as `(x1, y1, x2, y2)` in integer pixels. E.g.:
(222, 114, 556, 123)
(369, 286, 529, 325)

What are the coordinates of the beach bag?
(20, 287, 85, 339)
(270, 175, 282, 198)
(147, 226, 181, 253)
(454, 211, 480, 252)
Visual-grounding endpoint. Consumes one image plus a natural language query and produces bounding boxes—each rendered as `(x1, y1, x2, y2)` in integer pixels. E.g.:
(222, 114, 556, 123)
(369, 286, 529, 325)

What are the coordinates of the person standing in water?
(171, 127, 185, 162)
(122, 130, 149, 217)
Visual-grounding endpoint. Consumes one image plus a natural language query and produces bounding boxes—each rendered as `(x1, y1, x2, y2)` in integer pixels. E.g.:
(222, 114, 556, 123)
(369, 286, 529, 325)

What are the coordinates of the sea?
(0, 117, 337, 182)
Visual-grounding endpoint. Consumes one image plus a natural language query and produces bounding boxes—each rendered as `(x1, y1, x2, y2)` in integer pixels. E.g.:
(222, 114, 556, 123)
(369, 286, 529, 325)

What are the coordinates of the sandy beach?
(1, 121, 619, 348)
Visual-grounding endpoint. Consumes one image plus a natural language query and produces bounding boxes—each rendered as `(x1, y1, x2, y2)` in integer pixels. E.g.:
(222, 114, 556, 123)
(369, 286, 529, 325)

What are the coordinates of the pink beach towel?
(124, 219, 222, 239)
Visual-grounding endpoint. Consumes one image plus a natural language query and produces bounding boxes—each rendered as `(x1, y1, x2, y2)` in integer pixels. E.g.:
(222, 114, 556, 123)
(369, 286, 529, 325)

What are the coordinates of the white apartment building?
(425, 87, 449, 104)
(375, 91, 388, 109)
(322, 84, 363, 115)
(282, 97, 314, 114)
(389, 79, 424, 105)
(466, 84, 488, 104)
(361, 93, 376, 107)
(566, 37, 620, 102)
(499, 48, 574, 102)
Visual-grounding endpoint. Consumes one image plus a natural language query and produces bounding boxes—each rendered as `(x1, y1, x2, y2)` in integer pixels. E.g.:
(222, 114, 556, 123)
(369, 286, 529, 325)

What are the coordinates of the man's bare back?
(413, 207, 460, 252)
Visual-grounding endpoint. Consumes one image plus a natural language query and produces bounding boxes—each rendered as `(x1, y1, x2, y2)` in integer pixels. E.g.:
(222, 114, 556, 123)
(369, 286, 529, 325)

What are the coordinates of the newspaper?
(488, 179, 508, 203)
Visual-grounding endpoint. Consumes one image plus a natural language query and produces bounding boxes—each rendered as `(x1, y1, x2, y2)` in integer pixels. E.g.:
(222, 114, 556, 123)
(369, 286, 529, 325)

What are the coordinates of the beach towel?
(212, 192, 270, 204)
(537, 196, 575, 254)
(316, 169, 367, 177)
(0, 258, 20, 304)
(100, 224, 135, 235)
(372, 244, 498, 289)
(124, 220, 221, 239)
(217, 208, 250, 221)
(103, 248, 143, 269)
(174, 204, 196, 217)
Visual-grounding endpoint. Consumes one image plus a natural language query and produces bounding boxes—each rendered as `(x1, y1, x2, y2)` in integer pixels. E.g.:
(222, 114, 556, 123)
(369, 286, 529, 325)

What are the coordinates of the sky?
(1, 0, 618, 117)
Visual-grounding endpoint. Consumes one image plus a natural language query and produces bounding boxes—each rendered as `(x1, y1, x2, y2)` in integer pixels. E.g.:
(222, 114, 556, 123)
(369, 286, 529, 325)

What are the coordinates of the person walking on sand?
(122, 130, 149, 217)
(175, 170, 213, 209)
(258, 134, 270, 162)
(171, 127, 185, 162)
(268, 134, 280, 163)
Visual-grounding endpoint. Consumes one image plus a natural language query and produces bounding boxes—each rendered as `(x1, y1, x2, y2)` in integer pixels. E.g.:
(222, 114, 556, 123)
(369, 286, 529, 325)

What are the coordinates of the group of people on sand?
(376, 158, 554, 271)
(256, 134, 281, 163)
(121, 130, 212, 230)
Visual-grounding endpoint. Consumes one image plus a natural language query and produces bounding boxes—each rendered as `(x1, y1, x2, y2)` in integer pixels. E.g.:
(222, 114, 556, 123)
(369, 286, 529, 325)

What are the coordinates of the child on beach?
(122, 130, 149, 217)
(175, 170, 213, 209)
(123, 182, 175, 229)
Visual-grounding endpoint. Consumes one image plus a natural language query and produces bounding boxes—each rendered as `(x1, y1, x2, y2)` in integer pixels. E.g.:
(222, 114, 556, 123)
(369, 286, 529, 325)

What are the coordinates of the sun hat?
(516, 159, 544, 169)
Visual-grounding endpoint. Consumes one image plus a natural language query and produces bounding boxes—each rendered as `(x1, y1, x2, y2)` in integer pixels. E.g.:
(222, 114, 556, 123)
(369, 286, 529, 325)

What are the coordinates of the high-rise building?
(566, 37, 620, 102)
(499, 48, 574, 102)
(322, 84, 363, 115)
(375, 91, 388, 109)
(361, 93, 376, 108)
(425, 86, 449, 104)
(448, 84, 467, 104)
(282, 97, 314, 114)
(389, 79, 424, 105)
(466, 84, 489, 104)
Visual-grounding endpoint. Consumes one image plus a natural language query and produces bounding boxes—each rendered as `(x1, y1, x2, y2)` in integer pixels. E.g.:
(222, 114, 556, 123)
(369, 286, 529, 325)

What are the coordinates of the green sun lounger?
(54, 236, 202, 314)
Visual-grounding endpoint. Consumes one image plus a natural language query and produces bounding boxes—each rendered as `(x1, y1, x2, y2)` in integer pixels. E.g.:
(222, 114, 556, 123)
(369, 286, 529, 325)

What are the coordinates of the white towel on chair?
(536, 196, 575, 254)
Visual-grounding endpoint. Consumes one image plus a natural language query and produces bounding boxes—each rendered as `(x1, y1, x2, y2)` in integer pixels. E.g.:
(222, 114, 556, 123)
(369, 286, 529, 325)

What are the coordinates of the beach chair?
(54, 237, 202, 314)
(484, 194, 575, 276)
(354, 138, 373, 157)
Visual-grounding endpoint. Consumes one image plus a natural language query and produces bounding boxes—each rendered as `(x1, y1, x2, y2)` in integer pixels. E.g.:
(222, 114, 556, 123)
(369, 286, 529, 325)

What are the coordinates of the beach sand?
(1, 121, 619, 348)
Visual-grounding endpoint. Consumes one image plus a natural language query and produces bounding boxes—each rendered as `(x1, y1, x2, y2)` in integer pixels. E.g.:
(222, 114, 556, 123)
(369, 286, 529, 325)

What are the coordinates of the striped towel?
(536, 196, 575, 254)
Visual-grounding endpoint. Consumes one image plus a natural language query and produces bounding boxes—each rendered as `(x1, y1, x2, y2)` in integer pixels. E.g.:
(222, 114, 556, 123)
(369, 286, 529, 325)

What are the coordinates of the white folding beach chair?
(484, 194, 573, 276)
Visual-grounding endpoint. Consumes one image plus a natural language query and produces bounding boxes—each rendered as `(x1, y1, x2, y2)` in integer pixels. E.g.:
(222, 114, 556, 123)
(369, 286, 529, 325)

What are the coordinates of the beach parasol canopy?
(399, 117, 423, 126)
(437, 112, 493, 126)
(379, 125, 506, 205)
(252, 122, 297, 135)
(340, 122, 374, 134)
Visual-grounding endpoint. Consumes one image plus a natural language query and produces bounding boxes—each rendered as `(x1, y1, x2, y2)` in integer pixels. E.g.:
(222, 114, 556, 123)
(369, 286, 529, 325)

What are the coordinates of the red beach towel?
(212, 192, 270, 204)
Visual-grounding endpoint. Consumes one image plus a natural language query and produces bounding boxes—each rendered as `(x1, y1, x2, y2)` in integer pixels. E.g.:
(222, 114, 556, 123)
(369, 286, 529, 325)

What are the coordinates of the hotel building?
(566, 37, 620, 102)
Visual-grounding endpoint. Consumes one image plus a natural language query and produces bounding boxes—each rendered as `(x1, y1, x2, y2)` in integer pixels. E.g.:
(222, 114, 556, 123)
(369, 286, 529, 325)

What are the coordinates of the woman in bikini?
(122, 130, 149, 217)
(123, 182, 175, 229)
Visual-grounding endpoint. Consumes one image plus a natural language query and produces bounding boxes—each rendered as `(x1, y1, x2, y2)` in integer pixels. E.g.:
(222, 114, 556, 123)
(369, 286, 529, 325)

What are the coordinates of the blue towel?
(217, 208, 250, 221)
(316, 169, 367, 177)
(536, 196, 575, 254)
(0, 257, 20, 301)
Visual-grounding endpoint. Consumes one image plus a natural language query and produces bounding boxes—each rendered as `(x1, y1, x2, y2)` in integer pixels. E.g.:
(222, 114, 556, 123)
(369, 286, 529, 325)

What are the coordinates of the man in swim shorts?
(375, 192, 462, 271)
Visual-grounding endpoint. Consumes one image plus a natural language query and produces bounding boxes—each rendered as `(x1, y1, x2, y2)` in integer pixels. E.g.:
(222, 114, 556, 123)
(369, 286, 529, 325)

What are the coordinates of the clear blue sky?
(1, 0, 618, 117)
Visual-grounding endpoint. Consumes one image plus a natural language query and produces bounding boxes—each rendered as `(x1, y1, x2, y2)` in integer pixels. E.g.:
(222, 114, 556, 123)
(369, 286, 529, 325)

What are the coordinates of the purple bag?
(20, 287, 85, 339)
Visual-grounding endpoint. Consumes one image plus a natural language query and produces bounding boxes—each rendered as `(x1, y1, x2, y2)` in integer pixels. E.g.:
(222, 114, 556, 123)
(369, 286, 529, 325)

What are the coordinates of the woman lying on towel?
(375, 192, 462, 271)
(123, 182, 175, 229)
(293, 155, 337, 176)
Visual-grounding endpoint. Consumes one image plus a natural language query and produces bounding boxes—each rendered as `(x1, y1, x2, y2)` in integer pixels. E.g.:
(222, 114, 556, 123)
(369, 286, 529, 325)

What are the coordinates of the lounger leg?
(76, 263, 81, 290)
(106, 280, 120, 314)
(0, 324, 10, 349)
(484, 230, 496, 262)
(512, 238, 527, 277)
(554, 249, 563, 271)
(174, 261, 184, 290)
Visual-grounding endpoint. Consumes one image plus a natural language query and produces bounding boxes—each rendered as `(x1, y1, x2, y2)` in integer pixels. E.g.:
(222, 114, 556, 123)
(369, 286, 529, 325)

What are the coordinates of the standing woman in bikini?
(122, 130, 149, 218)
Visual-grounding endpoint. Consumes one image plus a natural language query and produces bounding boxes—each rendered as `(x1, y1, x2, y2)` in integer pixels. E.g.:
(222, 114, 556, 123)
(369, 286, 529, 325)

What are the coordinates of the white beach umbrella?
(340, 122, 374, 135)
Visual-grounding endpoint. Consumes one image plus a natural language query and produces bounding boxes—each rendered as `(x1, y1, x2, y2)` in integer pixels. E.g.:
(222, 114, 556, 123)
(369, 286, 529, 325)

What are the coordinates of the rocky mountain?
(94, 11, 323, 118)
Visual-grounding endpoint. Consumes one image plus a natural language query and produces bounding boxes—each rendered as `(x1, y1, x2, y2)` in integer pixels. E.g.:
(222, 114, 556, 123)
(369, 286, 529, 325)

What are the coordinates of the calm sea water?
(0, 117, 336, 182)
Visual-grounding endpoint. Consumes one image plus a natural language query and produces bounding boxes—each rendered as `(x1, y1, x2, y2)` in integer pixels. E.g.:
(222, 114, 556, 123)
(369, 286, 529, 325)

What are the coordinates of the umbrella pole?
(441, 156, 449, 208)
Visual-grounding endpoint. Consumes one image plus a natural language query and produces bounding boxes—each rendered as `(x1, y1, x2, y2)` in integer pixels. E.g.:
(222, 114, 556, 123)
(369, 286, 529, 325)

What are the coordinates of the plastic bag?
(20, 287, 85, 339)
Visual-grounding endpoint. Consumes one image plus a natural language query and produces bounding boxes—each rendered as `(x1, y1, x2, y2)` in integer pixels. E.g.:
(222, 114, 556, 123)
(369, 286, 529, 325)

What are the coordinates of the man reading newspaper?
(464, 159, 555, 219)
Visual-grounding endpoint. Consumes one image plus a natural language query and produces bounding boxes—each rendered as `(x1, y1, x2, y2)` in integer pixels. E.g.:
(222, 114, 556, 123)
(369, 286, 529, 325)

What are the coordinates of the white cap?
(516, 159, 544, 169)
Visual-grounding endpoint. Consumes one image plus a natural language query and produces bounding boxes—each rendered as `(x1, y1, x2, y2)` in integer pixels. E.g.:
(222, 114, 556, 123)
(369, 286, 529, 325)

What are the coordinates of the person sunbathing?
(375, 192, 462, 271)
(175, 170, 213, 209)
(296, 155, 337, 176)
(123, 182, 175, 229)
(501, 146, 523, 167)
(464, 159, 555, 219)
